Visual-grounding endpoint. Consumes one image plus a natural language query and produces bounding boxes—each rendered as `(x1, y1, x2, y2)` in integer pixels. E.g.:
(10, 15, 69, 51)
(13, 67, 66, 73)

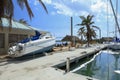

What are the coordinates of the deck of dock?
(0, 44, 107, 80)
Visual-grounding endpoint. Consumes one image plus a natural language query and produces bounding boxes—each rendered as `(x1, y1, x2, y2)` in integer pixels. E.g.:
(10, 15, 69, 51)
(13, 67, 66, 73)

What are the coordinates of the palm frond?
(17, 0, 34, 19)
(0, 0, 14, 31)
(0, 0, 4, 30)
(8, 0, 13, 31)
(24, 0, 34, 19)
(90, 28, 97, 38)
(87, 15, 90, 20)
(38, 0, 48, 13)
(80, 16, 86, 20)
(17, 0, 48, 19)
(76, 24, 81, 26)
(92, 25, 100, 30)
(80, 27, 85, 30)
(81, 21, 86, 26)
(89, 21, 94, 25)
(19, 19, 28, 25)
(17, 0, 24, 9)
(0, 0, 48, 31)
(89, 15, 94, 21)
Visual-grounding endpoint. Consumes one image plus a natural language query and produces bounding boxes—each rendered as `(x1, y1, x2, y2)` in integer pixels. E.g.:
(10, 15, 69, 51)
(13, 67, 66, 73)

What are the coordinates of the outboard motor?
(16, 43, 24, 51)
(8, 43, 24, 57)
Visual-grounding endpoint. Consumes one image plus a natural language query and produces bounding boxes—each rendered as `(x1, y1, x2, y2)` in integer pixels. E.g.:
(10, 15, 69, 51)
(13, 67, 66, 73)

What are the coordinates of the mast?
(109, 0, 120, 35)
(107, 0, 109, 41)
(115, 0, 118, 37)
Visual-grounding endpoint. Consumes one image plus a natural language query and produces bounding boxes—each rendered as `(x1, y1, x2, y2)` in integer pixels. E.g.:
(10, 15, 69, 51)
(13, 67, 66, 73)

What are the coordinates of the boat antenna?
(109, 0, 120, 35)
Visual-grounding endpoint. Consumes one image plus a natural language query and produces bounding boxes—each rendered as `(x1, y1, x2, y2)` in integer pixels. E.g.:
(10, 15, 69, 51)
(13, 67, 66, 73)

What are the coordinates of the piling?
(66, 57, 70, 72)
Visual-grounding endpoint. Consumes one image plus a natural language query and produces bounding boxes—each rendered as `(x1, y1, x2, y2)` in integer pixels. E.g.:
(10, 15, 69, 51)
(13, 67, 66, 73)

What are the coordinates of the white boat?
(108, 38, 120, 50)
(108, 43, 120, 50)
(114, 70, 120, 74)
(8, 30, 56, 57)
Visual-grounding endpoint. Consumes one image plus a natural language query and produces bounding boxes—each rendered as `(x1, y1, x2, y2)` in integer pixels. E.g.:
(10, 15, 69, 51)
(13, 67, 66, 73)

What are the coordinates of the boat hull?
(19, 44, 55, 57)
(8, 38, 55, 57)
(108, 43, 120, 50)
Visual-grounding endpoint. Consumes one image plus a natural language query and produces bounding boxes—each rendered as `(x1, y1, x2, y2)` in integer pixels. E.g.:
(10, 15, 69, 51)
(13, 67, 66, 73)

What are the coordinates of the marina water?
(71, 50, 120, 80)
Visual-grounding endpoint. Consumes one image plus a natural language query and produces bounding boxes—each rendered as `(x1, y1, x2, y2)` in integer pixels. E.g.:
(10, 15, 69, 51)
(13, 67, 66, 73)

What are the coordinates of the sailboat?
(8, 30, 56, 57)
(108, 37, 120, 50)
(108, 0, 120, 50)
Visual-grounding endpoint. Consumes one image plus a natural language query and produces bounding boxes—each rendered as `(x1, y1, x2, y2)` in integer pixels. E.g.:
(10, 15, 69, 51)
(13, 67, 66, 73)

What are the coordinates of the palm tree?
(0, 0, 48, 29)
(77, 15, 99, 47)
(77, 27, 86, 46)
(19, 19, 28, 25)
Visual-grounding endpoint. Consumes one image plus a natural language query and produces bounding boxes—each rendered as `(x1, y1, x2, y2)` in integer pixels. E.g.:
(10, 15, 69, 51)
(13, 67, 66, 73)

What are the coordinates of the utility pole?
(71, 17, 73, 47)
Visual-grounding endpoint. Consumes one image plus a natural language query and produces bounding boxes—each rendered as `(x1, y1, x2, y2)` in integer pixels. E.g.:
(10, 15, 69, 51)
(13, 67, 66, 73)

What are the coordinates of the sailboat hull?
(108, 43, 120, 50)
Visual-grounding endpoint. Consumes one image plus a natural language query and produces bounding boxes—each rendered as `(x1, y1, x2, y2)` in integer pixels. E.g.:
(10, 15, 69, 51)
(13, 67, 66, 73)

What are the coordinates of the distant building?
(62, 35, 81, 45)
(101, 37, 113, 42)
(0, 18, 45, 54)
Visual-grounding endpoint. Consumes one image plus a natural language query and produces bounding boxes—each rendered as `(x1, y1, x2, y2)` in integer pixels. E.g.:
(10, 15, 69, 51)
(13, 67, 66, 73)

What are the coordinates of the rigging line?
(107, 0, 109, 40)
(109, 0, 120, 35)
(116, 0, 118, 18)
(115, 0, 118, 37)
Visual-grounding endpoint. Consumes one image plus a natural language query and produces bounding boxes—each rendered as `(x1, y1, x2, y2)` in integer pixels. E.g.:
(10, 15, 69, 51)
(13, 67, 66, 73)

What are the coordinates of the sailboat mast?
(107, 0, 109, 40)
(115, 0, 118, 37)
(109, 0, 120, 35)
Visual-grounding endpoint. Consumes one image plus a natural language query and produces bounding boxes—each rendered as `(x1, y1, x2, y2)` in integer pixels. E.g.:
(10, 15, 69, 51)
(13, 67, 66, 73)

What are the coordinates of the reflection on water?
(74, 50, 120, 80)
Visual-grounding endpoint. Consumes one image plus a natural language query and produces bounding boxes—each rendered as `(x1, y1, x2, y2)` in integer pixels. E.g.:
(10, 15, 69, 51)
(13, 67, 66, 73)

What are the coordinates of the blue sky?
(13, 0, 120, 39)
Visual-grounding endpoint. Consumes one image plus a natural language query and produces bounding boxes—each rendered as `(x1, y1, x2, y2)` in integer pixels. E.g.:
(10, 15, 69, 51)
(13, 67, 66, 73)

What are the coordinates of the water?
(72, 50, 120, 80)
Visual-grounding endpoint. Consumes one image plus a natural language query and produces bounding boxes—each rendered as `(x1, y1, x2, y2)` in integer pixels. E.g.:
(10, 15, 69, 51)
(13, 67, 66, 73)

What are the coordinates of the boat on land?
(8, 30, 56, 57)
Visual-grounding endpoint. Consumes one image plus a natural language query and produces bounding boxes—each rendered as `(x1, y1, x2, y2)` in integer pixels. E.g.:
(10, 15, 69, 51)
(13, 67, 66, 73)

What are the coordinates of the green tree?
(19, 19, 28, 25)
(77, 27, 86, 46)
(77, 15, 99, 47)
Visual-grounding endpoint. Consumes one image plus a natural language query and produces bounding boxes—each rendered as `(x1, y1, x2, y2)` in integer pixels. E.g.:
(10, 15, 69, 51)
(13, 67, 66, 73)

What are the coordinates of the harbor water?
(71, 50, 120, 80)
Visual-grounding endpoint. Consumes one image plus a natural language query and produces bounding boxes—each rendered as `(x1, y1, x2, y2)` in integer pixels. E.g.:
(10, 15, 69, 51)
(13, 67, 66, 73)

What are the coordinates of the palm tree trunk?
(81, 35, 83, 46)
(87, 25, 90, 47)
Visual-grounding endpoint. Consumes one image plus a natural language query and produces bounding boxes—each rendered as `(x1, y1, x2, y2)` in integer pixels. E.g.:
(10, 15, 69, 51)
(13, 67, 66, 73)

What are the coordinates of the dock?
(0, 44, 107, 80)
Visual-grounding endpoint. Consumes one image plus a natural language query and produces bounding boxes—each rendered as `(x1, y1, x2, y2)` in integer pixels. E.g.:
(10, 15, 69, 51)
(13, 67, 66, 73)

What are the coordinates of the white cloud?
(91, 0, 106, 13)
(53, 2, 73, 16)
(42, 0, 107, 17)
(31, 0, 116, 18)
(31, 0, 120, 36)
(42, 0, 52, 4)
(31, 0, 118, 24)
(45, 0, 92, 16)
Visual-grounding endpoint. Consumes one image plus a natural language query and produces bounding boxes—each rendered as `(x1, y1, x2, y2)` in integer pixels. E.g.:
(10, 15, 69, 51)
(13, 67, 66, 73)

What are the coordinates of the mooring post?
(66, 57, 70, 72)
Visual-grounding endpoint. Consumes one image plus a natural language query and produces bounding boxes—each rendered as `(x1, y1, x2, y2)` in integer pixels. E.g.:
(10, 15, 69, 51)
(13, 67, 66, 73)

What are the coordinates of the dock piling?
(66, 57, 70, 72)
